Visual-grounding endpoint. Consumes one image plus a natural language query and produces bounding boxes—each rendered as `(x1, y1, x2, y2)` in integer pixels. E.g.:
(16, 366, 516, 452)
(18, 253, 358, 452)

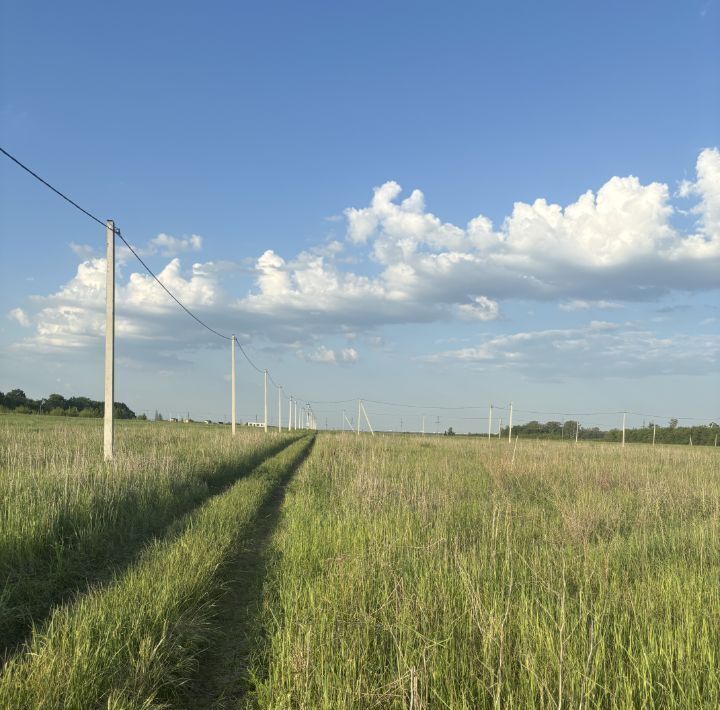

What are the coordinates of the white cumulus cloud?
(146, 233, 203, 257)
(8, 148, 720, 365)
(678, 147, 720, 240)
(7, 307, 30, 327)
(302, 345, 358, 365)
(456, 296, 501, 321)
(559, 299, 624, 311)
(422, 322, 719, 379)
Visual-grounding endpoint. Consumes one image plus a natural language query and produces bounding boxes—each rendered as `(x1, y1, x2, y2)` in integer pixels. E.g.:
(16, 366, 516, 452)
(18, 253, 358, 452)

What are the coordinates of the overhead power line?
(236, 342, 265, 373)
(114, 230, 230, 340)
(1, 146, 109, 230)
(363, 398, 506, 411)
(1, 145, 230, 341)
(4, 147, 716, 428)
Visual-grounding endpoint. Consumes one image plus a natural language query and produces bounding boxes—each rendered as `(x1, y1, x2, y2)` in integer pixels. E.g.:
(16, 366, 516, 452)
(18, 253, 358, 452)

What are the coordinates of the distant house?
(203, 419, 211, 424)
(169, 417, 178, 423)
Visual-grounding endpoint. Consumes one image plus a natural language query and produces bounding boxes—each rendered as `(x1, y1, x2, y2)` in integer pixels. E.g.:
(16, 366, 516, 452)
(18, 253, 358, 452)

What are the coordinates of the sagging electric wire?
(1, 146, 231, 341)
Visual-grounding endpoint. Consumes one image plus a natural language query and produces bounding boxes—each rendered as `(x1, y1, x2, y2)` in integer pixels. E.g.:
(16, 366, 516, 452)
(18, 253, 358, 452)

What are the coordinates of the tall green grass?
(0, 414, 300, 655)
(248, 434, 720, 708)
(0, 433, 314, 708)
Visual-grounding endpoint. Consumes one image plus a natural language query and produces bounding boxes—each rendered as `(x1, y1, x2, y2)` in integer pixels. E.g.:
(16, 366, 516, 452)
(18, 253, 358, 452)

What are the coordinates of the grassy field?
(0, 415, 302, 657)
(250, 435, 720, 708)
(1, 415, 718, 708)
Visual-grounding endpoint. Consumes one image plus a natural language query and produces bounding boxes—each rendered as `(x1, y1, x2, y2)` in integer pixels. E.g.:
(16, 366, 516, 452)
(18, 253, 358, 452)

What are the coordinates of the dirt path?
(1, 436, 299, 664)
(180, 436, 314, 709)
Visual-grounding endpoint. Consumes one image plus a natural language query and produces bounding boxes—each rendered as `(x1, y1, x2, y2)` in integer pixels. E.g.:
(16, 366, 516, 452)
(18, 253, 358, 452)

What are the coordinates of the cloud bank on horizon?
(7, 148, 720, 376)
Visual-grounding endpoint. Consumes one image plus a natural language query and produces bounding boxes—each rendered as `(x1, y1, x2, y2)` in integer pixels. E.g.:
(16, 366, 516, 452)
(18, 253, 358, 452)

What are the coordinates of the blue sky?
(1, 0, 718, 432)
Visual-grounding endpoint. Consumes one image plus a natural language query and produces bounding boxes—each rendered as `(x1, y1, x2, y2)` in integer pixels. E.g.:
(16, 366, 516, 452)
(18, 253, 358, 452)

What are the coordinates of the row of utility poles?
(102, 220, 643, 459)
(229, 340, 317, 437)
(104, 221, 316, 461)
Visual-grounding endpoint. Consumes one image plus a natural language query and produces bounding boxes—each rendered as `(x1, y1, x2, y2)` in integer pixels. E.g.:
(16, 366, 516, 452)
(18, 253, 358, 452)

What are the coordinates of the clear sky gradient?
(1, 0, 718, 432)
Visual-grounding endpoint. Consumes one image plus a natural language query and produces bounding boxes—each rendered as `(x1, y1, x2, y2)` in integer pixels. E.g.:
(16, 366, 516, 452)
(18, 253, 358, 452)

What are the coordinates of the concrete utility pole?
(508, 402, 513, 443)
(342, 409, 346, 433)
(231, 335, 237, 436)
(104, 220, 115, 461)
(488, 405, 493, 440)
(498, 418, 502, 438)
(278, 386, 282, 433)
(575, 421, 579, 443)
(622, 411, 626, 447)
(263, 370, 268, 433)
(288, 396, 293, 430)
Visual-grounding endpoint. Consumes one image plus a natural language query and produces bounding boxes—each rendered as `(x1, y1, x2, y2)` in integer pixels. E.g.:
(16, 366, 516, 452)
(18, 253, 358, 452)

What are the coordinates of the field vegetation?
(1, 415, 718, 708)
(0, 415, 301, 656)
(249, 434, 720, 708)
(504, 419, 719, 445)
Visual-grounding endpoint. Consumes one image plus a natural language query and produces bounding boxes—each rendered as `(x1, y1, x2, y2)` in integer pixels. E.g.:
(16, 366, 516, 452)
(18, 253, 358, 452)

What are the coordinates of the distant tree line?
(498, 420, 719, 446)
(0, 389, 136, 419)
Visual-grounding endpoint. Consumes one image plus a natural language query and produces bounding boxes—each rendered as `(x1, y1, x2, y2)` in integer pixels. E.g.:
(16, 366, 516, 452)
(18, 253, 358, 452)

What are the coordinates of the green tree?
(46, 393, 67, 411)
(5, 389, 28, 409)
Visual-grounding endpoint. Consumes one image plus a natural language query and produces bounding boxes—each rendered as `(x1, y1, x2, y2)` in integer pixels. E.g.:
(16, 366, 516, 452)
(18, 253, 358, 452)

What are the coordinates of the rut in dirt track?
(1, 436, 299, 664)
(179, 434, 316, 709)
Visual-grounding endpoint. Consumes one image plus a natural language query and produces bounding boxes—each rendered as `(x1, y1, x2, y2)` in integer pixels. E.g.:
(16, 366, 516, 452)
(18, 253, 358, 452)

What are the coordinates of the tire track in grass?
(0, 435, 300, 662)
(0, 435, 315, 709)
(178, 434, 315, 709)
